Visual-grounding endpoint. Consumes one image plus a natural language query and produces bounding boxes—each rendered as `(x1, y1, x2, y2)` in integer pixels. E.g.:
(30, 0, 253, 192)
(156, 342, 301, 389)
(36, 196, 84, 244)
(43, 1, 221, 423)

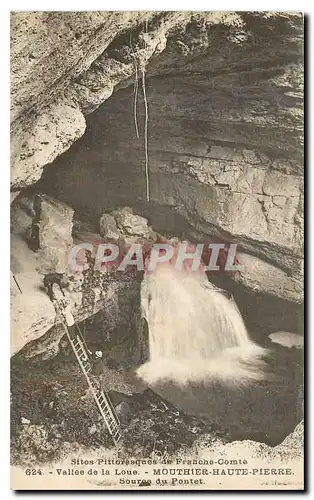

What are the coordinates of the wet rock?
(11, 346, 304, 467)
(269, 331, 304, 349)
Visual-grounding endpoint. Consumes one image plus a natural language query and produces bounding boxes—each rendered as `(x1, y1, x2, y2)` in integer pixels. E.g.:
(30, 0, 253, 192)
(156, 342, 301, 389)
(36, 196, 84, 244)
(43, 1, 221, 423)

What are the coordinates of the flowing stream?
(137, 262, 267, 386)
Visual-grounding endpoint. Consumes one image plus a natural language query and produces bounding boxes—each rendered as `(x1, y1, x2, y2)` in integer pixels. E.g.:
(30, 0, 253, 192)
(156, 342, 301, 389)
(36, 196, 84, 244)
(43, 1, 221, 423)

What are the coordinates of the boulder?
(115, 401, 132, 426)
(29, 194, 74, 274)
(112, 207, 156, 242)
(99, 213, 120, 241)
(11, 271, 56, 356)
(99, 207, 156, 244)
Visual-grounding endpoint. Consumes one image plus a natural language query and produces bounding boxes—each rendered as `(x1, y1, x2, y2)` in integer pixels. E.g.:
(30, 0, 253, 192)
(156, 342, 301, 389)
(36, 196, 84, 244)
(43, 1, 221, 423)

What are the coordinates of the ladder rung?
(101, 405, 110, 413)
(110, 428, 120, 436)
(109, 420, 119, 429)
(102, 407, 113, 418)
(97, 397, 114, 411)
(103, 409, 119, 423)
(105, 415, 118, 425)
(102, 410, 113, 420)
(99, 400, 109, 408)
(99, 396, 109, 406)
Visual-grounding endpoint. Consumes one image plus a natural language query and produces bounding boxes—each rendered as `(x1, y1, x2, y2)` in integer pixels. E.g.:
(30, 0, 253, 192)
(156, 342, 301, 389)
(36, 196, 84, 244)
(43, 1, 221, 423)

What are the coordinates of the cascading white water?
(137, 262, 267, 387)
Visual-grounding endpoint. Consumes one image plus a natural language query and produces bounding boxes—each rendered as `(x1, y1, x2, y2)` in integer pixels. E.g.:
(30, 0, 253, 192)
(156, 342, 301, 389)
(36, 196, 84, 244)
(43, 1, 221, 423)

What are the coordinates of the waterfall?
(137, 262, 267, 387)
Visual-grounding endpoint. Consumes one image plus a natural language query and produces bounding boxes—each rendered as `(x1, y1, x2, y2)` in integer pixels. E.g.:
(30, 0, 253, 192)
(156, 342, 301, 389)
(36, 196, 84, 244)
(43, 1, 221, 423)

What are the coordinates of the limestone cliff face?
(10, 12, 304, 354)
(11, 11, 194, 189)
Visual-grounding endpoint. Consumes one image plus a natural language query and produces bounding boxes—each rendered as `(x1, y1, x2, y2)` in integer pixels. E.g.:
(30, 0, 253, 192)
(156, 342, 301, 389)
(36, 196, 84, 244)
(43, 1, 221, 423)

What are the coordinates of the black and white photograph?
(10, 11, 304, 490)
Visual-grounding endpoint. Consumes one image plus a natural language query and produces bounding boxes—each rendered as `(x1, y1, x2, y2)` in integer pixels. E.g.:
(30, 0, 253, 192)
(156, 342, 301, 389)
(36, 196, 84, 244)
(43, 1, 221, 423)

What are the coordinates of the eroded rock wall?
(37, 12, 303, 305)
(11, 12, 304, 354)
(11, 11, 198, 189)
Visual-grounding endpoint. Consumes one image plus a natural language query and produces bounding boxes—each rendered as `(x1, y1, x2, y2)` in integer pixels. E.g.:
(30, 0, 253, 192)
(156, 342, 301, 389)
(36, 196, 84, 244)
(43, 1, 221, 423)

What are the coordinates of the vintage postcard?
(10, 11, 304, 490)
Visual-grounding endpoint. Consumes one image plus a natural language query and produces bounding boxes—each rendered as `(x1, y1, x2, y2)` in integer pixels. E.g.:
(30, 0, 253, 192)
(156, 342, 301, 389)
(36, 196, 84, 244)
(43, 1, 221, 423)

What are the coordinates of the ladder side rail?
(75, 323, 93, 359)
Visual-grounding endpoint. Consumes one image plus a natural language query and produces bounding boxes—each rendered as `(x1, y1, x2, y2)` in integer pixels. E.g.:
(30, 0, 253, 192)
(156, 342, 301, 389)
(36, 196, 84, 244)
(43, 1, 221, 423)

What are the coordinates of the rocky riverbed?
(11, 330, 303, 467)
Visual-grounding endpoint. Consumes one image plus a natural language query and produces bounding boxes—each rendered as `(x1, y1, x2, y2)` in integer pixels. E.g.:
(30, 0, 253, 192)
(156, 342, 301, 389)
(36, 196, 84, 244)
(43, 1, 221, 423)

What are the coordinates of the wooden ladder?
(68, 332, 122, 445)
(52, 291, 122, 446)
